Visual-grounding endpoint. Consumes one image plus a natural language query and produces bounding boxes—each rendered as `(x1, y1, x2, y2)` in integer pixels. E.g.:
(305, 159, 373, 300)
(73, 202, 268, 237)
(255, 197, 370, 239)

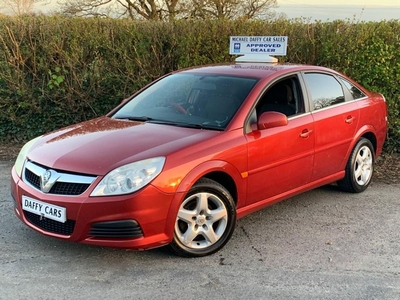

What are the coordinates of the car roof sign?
(230, 36, 288, 63)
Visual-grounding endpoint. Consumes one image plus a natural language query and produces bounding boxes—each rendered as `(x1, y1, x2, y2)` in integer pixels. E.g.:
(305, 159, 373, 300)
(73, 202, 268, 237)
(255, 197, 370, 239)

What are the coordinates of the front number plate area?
(22, 195, 67, 223)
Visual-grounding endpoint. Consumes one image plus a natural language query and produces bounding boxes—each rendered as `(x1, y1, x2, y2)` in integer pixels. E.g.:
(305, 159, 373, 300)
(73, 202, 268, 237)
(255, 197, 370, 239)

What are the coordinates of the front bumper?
(11, 166, 182, 250)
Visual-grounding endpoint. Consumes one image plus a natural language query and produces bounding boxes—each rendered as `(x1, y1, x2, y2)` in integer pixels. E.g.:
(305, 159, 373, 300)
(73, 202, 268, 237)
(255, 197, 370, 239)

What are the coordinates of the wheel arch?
(202, 171, 238, 205)
(361, 131, 377, 154)
(342, 126, 378, 170)
(174, 160, 246, 208)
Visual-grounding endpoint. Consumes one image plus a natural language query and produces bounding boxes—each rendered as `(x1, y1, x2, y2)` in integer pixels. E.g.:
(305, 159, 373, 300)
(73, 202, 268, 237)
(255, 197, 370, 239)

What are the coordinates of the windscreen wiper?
(150, 121, 222, 130)
(113, 115, 154, 122)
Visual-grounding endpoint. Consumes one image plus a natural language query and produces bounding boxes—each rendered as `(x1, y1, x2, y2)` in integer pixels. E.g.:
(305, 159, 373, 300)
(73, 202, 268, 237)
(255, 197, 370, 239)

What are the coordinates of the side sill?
(236, 171, 345, 219)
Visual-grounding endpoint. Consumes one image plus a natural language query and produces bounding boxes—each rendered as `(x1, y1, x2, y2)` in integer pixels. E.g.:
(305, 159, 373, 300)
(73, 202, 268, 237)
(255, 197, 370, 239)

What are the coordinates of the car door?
(245, 75, 315, 205)
(302, 72, 360, 181)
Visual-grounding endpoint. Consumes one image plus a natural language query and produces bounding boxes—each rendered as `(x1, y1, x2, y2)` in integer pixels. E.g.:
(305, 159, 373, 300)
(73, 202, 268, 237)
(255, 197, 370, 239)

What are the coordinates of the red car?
(11, 61, 388, 257)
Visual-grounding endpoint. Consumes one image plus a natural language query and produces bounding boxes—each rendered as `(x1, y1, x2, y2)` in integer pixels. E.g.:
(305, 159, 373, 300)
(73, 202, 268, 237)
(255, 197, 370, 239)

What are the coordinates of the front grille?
(49, 182, 90, 195)
(25, 168, 40, 189)
(24, 211, 75, 236)
(89, 220, 143, 239)
(23, 161, 96, 196)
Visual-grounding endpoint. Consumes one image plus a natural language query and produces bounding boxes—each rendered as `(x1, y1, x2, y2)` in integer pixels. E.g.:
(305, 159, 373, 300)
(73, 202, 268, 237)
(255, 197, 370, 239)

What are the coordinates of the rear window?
(304, 73, 345, 110)
(338, 76, 366, 100)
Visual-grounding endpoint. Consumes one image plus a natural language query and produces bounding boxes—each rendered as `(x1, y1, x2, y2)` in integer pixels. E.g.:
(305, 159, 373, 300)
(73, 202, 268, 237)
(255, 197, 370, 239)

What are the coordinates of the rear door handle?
(300, 129, 313, 138)
(345, 115, 356, 124)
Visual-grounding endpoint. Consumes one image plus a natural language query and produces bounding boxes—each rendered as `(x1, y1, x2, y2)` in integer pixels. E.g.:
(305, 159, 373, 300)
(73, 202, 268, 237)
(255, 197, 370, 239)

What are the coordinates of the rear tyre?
(338, 138, 375, 193)
(169, 178, 236, 257)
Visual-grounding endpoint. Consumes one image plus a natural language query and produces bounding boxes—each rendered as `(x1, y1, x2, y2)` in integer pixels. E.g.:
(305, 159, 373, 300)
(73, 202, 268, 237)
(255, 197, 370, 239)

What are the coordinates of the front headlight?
(14, 136, 42, 177)
(90, 157, 166, 196)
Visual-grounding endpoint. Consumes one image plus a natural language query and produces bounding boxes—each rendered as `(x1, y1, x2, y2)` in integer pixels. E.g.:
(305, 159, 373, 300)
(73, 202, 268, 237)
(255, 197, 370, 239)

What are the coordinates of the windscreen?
(112, 73, 258, 130)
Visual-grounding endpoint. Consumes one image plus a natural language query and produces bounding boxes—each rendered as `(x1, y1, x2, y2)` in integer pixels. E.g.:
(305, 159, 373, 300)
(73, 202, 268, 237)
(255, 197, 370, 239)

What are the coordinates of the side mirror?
(257, 111, 288, 130)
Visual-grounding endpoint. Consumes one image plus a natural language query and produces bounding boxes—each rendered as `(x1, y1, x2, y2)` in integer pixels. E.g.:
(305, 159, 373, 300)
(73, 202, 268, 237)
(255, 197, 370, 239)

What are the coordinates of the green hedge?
(0, 16, 399, 151)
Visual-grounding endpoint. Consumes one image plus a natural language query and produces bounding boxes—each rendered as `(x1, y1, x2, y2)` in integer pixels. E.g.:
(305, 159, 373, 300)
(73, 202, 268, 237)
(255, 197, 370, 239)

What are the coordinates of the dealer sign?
(229, 36, 288, 56)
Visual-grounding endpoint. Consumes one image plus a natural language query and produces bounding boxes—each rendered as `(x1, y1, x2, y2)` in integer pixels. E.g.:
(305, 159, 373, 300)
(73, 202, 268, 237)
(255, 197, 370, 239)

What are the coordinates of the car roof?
(177, 63, 336, 79)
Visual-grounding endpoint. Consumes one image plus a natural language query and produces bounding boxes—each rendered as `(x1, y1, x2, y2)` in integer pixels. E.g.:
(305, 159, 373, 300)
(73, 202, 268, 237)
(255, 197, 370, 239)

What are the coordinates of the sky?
(275, 0, 400, 21)
(279, 0, 398, 5)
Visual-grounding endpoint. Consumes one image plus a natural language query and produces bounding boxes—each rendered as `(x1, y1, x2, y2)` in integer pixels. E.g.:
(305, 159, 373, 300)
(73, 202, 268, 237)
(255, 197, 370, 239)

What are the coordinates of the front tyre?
(338, 138, 375, 193)
(169, 178, 236, 257)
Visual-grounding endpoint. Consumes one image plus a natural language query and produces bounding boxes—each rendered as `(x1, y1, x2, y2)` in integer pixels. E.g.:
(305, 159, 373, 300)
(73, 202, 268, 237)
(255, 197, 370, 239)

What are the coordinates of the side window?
(304, 73, 345, 110)
(256, 76, 305, 117)
(338, 76, 366, 100)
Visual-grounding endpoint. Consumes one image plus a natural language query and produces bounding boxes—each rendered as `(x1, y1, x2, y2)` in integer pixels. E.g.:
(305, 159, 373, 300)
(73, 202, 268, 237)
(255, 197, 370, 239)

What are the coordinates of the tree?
(58, 0, 184, 20)
(190, 0, 278, 20)
(0, 0, 49, 15)
(57, 0, 278, 20)
(0, 0, 34, 15)
(57, 0, 118, 18)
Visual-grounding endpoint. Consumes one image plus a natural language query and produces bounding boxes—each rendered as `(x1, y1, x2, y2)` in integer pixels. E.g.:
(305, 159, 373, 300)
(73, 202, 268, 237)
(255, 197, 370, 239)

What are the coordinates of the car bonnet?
(26, 116, 219, 175)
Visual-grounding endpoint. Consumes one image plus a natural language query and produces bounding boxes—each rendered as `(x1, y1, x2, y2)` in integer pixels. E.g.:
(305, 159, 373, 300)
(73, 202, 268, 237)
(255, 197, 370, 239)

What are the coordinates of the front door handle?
(300, 129, 313, 138)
